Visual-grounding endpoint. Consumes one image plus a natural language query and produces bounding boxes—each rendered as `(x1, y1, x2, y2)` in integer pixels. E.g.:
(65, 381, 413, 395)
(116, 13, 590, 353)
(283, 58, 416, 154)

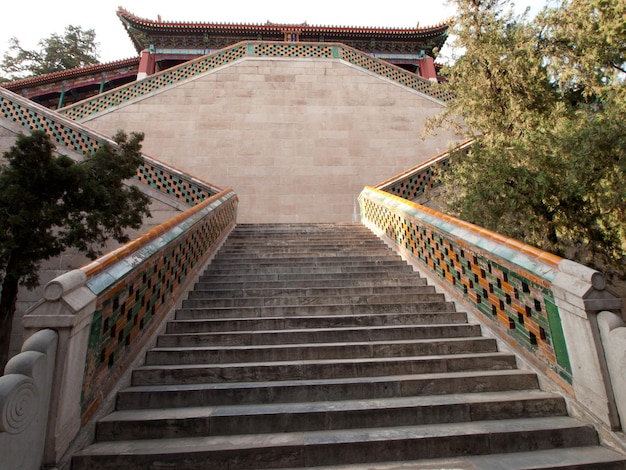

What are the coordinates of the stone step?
(209, 258, 407, 267)
(215, 248, 393, 256)
(193, 277, 428, 291)
(221, 236, 386, 243)
(115, 369, 540, 410)
(226, 228, 375, 236)
(281, 447, 626, 470)
(72, 417, 597, 469)
(165, 311, 469, 334)
(73, 223, 626, 468)
(219, 242, 390, 251)
(95, 390, 567, 441)
(211, 253, 407, 270)
(145, 337, 500, 365)
(216, 250, 393, 258)
(225, 228, 377, 237)
(156, 323, 480, 347)
(201, 264, 415, 275)
(181, 291, 447, 308)
(175, 300, 457, 320)
(197, 271, 423, 283)
(187, 284, 436, 299)
(131, 352, 518, 386)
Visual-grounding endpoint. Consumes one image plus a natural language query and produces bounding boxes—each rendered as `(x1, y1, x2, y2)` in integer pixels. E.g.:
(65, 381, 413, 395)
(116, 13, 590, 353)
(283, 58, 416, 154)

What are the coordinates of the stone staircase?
(72, 223, 626, 469)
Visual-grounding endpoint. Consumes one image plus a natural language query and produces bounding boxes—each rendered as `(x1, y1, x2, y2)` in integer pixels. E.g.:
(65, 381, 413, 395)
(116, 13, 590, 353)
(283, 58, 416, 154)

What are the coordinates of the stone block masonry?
(82, 57, 462, 223)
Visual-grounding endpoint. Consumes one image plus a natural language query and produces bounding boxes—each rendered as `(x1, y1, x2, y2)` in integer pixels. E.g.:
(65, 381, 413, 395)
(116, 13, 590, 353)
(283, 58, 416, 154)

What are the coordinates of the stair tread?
(282, 446, 626, 470)
(162, 322, 470, 335)
(102, 390, 562, 422)
(73, 224, 625, 468)
(168, 311, 463, 323)
(176, 302, 456, 313)
(74, 416, 593, 455)
(136, 351, 515, 370)
(187, 286, 436, 297)
(122, 369, 537, 393)
(149, 336, 497, 353)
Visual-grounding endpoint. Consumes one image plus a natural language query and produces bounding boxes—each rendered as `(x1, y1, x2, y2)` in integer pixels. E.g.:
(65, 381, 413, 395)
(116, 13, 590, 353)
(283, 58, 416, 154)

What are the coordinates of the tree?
(0, 130, 151, 370)
(1, 25, 99, 80)
(429, 0, 626, 278)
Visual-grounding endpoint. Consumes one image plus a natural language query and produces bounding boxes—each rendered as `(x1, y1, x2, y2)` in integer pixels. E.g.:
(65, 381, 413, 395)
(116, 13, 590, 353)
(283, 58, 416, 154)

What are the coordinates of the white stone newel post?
(552, 259, 624, 430)
(0, 329, 58, 470)
(597, 311, 626, 432)
(22, 269, 97, 466)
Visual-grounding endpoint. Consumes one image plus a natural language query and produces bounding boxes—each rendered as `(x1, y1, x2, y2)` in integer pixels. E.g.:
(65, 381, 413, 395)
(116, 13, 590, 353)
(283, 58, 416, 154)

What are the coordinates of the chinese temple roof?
(2, 57, 140, 108)
(117, 7, 449, 58)
(2, 57, 139, 92)
(2, 8, 450, 109)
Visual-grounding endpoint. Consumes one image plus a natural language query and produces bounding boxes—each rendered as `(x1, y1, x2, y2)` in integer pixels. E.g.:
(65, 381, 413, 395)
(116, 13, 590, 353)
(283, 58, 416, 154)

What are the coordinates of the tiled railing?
(59, 41, 453, 121)
(336, 47, 454, 103)
(4, 86, 240, 462)
(80, 188, 238, 420)
(376, 140, 472, 201)
(0, 88, 219, 204)
(359, 186, 573, 386)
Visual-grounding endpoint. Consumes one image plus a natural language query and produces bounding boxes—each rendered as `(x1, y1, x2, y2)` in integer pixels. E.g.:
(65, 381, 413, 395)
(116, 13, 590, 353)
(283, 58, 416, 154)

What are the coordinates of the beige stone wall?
(0, 123, 19, 161)
(83, 57, 463, 223)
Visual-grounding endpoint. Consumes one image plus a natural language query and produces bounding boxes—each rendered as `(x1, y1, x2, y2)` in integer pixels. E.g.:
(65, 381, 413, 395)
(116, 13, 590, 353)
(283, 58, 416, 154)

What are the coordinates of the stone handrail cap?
(559, 259, 606, 290)
(44, 270, 88, 301)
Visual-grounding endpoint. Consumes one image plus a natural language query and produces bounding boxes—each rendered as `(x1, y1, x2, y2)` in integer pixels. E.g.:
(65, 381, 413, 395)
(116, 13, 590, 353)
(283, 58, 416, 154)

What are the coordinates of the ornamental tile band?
(60, 41, 453, 122)
(60, 44, 249, 121)
(0, 87, 218, 206)
(377, 141, 473, 201)
(81, 190, 238, 420)
(358, 186, 572, 385)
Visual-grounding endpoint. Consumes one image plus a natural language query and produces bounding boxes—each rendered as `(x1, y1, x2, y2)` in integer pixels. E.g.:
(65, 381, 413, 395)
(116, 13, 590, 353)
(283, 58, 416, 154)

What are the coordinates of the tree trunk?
(0, 273, 20, 373)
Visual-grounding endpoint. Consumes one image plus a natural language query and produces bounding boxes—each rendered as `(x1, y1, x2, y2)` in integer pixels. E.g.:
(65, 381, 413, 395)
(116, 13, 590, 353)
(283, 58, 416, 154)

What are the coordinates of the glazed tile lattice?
(359, 189, 572, 384)
(338, 47, 454, 103)
(136, 162, 215, 206)
(62, 43, 249, 121)
(60, 41, 453, 121)
(1, 94, 100, 154)
(253, 43, 335, 58)
(0, 92, 215, 205)
(381, 158, 452, 201)
(81, 194, 238, 418)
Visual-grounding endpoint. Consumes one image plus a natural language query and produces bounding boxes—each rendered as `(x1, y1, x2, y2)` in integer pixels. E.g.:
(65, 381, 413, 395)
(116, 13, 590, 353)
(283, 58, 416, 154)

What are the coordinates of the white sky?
(1, 0, 549, 64)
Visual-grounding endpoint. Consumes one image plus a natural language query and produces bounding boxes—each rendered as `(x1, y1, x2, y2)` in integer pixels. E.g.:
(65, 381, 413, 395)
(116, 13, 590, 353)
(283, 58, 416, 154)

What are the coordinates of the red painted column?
(137, 49, 156, 80)
(418, 56, 438, 82)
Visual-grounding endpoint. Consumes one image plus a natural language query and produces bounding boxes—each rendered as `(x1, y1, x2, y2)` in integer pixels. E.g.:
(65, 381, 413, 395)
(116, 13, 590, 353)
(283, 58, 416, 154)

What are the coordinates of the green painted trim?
(545, 298, 572, 376)
(57, 86, 66, 109)
(360, 187, 559, 283)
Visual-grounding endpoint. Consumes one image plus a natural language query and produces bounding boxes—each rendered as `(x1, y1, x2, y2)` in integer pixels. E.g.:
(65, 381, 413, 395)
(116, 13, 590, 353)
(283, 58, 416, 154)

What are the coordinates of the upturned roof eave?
(1, 57, 141, 91)
(117, 6, 450, 54)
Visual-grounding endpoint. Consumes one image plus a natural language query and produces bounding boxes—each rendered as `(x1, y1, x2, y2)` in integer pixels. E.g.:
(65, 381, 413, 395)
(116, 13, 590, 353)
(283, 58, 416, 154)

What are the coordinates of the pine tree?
(1, 25, 99, 80)
(0, 130, 151, 369)
(429, 0, 625, 277)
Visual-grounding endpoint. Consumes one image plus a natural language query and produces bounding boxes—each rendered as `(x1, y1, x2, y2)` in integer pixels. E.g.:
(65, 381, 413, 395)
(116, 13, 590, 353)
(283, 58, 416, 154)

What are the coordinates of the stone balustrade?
(359, 185, 625, 432)
(0, 329, 58, 470)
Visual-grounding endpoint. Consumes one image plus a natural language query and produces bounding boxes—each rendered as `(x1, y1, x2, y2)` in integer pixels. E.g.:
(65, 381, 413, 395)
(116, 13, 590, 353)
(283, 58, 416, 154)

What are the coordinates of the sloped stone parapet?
(552, 261, 624, 430)
(597, 311, 626, 432)
(22, 270, 97, 467)
(0, 329, 58, 470)
(358, 185, 626, 434)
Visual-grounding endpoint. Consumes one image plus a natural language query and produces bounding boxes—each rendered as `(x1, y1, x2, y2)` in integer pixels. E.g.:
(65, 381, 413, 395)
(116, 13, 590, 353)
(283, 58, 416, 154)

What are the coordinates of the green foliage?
(0, 129, 151, 367)
(1, 25, 99, 80)
(0, 130, 151, 287)
(430, 0, 626, 277)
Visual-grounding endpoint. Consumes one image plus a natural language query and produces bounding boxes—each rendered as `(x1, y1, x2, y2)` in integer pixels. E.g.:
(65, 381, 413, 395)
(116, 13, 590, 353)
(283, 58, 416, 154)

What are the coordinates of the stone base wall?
(83, 57, 462, 223)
